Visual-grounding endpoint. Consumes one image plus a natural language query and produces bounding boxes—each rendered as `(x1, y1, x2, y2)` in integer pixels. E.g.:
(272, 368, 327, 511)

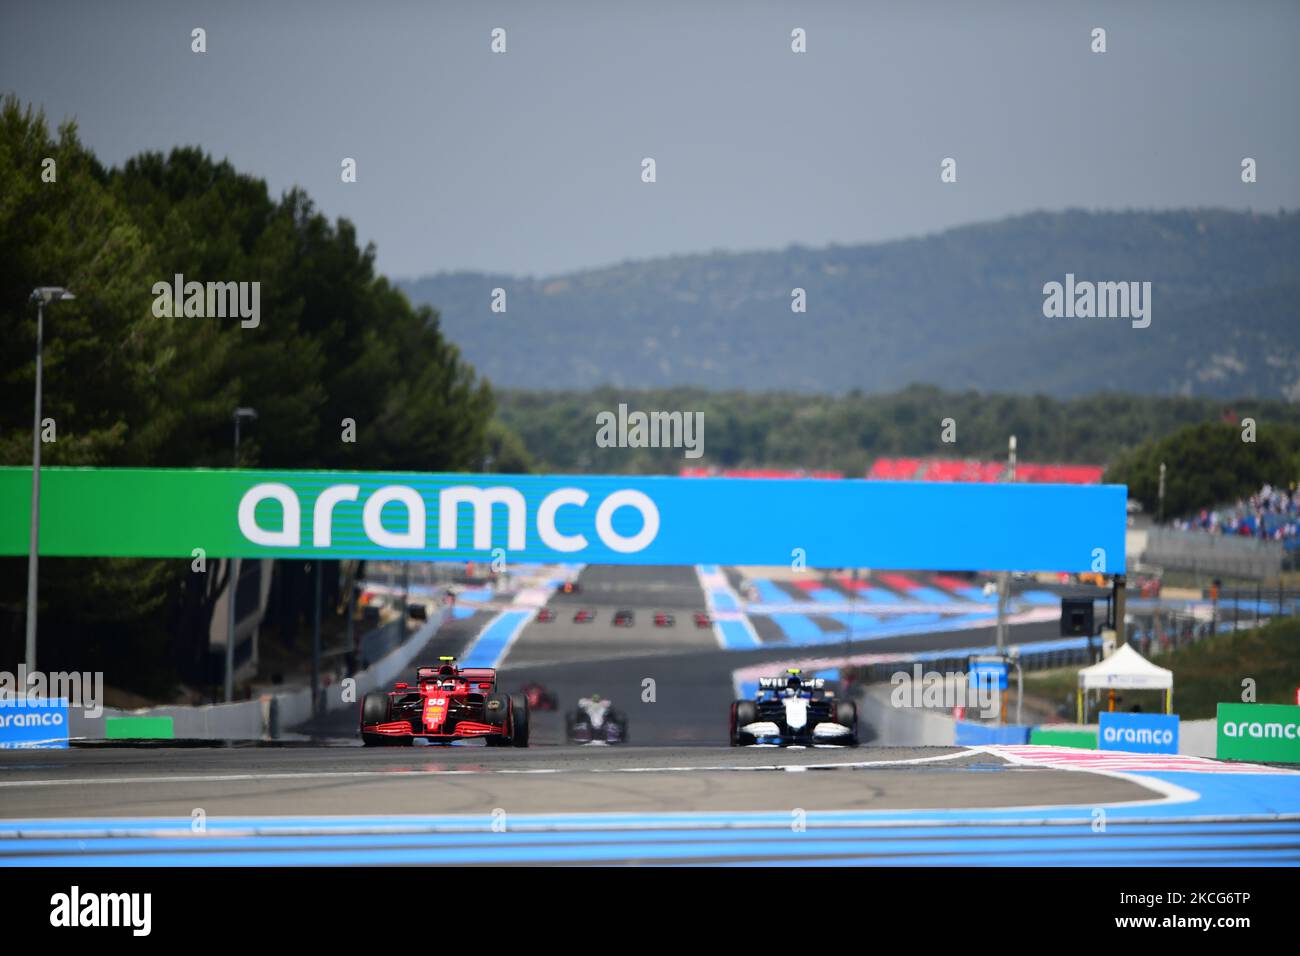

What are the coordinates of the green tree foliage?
(0, 97, 508, 692)
(495, 385, 1300, 477)
(1105, 422, 1300, 517)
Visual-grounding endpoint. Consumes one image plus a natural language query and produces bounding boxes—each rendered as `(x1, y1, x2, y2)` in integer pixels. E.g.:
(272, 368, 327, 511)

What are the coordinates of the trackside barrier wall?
(66, 606, 449, 741)
(1029, 726, 1097, 748)
(1142, 527, 1283, 581)
(859, 684, 1218, 756)
(954, 721, 1032, 745)
(856, 684, 956, 746)
(1179, 718, 1217, 758)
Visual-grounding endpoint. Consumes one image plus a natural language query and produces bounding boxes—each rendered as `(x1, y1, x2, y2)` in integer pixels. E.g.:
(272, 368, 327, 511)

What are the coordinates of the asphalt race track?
(2, 743, 1298, 865)
(2, 566, 1298, 866)
(0, 745, 1148, 818)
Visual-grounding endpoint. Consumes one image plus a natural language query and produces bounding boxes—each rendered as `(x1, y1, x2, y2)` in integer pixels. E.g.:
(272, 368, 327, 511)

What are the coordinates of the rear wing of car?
(757, 676, 826, 690)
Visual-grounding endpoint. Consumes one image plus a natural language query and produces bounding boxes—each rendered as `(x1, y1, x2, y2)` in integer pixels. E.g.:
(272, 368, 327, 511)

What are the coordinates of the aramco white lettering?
(237, 484, 660, 555)
(1102, 726, 1174, 745)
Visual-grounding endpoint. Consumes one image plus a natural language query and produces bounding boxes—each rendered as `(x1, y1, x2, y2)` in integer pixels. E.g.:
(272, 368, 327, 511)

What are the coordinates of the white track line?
(0, 747, 982, 790)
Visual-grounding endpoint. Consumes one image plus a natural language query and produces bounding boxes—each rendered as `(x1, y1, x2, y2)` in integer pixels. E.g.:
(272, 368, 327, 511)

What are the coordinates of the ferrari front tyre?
(509, 695, 530, 747)
(361, 693, 390, 746)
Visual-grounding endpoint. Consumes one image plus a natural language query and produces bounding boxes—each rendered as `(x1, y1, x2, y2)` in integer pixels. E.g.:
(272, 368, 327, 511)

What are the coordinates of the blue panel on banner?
(1099, 712, 1179, 754)
(0, 697, 70, 749)
(227, 475, 1127, 572)
(970, 661, 1009, 691)
(954, 722, 1032, 745)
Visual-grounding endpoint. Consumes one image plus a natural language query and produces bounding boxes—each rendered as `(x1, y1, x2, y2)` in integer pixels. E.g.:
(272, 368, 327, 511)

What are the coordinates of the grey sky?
(3, 0, 1297, 279)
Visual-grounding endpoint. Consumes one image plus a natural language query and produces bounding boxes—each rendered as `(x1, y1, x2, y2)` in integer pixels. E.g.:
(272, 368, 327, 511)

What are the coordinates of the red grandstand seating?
(867, 457, 1102, 484)
(866, 458, 921, 480)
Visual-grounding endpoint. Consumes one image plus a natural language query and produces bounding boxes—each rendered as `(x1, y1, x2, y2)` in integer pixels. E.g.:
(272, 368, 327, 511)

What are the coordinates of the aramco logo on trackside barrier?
(237, 483, 661, 554)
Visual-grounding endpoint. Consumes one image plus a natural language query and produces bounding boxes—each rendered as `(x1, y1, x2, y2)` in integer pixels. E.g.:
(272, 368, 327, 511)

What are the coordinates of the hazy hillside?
(401, 210, 1300, 399)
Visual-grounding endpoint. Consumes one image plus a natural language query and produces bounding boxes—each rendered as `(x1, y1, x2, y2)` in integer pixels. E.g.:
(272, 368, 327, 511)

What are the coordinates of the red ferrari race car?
(360, 657, 529, 747)
(535, 607, 556, 623)
(693, 611, 712, 628)
(518, 681, 558, 711)
(653, 611, 675, 627)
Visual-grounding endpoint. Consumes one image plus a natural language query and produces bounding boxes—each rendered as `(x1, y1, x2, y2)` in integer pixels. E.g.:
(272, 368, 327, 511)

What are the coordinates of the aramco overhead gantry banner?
(0, 468, 1127, 573)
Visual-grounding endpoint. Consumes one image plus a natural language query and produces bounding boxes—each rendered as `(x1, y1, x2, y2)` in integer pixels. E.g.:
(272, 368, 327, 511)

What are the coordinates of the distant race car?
(613, 609, 635, 627)
(518, 681, 558, 711)
(693, 612, 712, 628)
(653, 611, 675, 627)
(535, 607, 556, 623)
(574, 608, 595, 623)
(360, 657, 529, 747)
(566, 695, 628, 744)
(560, 581, 581, 595)
(730, 670, 857, 747)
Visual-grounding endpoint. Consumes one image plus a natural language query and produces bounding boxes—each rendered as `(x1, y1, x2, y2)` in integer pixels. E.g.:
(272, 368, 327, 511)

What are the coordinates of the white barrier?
(1178, 717, 1217, 757)
(856, 683, 957, 746)
(68, 605, 451, 741)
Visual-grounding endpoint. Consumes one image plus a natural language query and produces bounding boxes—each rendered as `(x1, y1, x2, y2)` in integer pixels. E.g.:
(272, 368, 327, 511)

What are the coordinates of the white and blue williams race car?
(729, 670, 858, 747)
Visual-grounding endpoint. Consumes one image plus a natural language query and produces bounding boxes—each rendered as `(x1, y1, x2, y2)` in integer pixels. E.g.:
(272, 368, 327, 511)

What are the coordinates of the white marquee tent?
(1076, 644, 1174, 720)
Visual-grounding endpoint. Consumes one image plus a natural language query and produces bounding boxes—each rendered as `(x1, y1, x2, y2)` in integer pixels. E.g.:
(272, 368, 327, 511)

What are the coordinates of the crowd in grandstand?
(1173, 483, 1300, 550)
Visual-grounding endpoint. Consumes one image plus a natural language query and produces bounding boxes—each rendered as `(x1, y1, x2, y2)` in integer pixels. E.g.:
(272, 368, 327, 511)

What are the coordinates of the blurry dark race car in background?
(360, 657, 529, 747)
(566, 695, 628, 744)
(574, 608, 595, 623)
(613, 609, 634, 626)
(653, 611, 675, 627)
(535, 607, 556, 622)
(518, 681, 558, 711)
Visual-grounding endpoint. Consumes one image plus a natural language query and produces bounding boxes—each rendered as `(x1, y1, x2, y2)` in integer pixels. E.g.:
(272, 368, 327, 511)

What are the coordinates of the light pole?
(995, 435, 1017, 655)
(1158, 462, 1166, 524)
(25, 286, 75, 672)
(225, 407, 257, 702)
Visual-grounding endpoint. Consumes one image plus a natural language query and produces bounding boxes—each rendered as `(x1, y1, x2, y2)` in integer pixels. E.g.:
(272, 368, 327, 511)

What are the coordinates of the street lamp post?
(995, 435, 1017, 655)
(1158, 462, 1166, 524)
(225, 407, 258, 703)
(25, 287, 75, 672)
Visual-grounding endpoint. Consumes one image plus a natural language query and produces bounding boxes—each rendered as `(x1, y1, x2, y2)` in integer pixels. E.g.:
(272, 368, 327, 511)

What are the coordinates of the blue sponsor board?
(954, 722, 1031, 745)
(0, 697, 70, 749)
(969, 660, 1009, 691)
(1099, 711, 1179, 754)
(239, 474, 1128, 572)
